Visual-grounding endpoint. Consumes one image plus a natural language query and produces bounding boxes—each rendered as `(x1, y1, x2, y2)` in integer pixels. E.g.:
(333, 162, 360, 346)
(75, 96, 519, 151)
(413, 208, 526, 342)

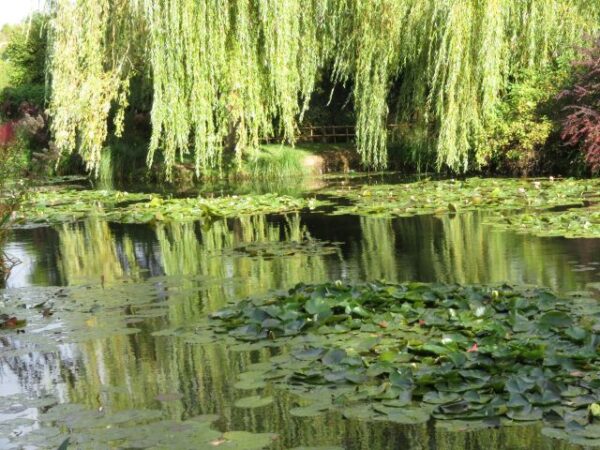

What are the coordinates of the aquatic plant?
(106, 194, 324, 224)
(488, 205, 600, 239)
(46, 1, 600, 176)
(0, 395, 276, 449)
(16, 188, 326, 225)
(2, 256, 598, 447)
(16, 188, 151, 224)
(203, 281, 600, 446)
(323, 177, 600, 239)
(324, 177, 600, 218)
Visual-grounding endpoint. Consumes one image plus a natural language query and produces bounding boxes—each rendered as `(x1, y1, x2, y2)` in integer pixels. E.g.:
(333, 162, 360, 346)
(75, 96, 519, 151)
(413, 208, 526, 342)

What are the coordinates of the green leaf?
(506, 406, 543, 421)
(322, 349, 347, 366)
(422, 391, 460, 405)
(305, 297, 332, 321)
(539, 311, 572, 328)
(221, 431, 277, 450)
(234, 396, 273, 409)
(289, 404, 329, 418)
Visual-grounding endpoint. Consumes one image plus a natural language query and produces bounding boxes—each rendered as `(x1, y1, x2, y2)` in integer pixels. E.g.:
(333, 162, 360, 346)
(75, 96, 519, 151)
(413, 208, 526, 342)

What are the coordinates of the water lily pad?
(219, 431, 278, 449)
(206, 280, 600, 445)
(539, 311, 572, 328)
(342, 404, 377, 421)
(289, 404, 330, 418)
(234, 396, 274, 409)
(234, 379, 268, 390)
(422, 392, 461, 405)
(506, 406, 543, 421)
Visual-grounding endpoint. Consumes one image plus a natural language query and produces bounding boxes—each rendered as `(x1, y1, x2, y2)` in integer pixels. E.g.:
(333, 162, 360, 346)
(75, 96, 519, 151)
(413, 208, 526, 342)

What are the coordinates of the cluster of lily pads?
(105, 194, 324, 224)
(323, 177, 600, 238)
(0, 395, 277, 450)
(202, 281, 600, 446)
(486, 205, 600, 239)
(0, 283, 169, 359)
(16, 188, 326, 225)
(15, 189, 152, 224)
(323, 177, 599, 216)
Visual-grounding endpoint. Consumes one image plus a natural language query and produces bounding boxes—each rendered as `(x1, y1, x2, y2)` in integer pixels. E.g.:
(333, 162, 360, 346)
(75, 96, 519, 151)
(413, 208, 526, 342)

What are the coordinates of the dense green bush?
(481, 64, 569, 175)
(0, 84, 45, 120)
(1, 14, 47, 87)
(0, 14, 48, 119)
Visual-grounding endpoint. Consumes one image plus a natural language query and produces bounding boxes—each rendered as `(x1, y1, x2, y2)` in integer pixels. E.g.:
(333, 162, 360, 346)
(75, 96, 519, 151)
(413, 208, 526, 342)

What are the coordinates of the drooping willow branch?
(47, 0, 600, 177)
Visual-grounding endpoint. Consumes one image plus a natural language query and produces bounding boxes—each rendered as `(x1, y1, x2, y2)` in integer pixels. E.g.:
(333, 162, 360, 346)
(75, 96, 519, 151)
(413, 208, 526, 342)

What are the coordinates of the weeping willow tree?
(47, 0, 600, 176)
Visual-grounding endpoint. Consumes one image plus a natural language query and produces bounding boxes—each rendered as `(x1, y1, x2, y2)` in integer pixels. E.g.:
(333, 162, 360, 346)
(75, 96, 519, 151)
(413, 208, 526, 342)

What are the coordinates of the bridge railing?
(297, 125, 355, 143)
(262, 124, 403, 144)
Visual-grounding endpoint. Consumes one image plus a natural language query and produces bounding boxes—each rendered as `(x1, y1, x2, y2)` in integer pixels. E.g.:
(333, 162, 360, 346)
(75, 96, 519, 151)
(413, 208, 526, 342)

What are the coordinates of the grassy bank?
(243, 145, 312, 179)
(100, 141, 360, 186)
(242, 143, 360, 178)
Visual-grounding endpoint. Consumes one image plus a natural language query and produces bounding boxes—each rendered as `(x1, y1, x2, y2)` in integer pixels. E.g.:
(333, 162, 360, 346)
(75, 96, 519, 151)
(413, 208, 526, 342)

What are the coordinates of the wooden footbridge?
(295, 124, 403, 144)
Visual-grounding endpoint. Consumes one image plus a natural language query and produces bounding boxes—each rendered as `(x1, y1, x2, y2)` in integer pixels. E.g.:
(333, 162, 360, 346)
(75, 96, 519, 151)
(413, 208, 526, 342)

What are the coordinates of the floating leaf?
(220, 431, 277, 450)
(234, 396, 274, 409)
(324, 177, 600, 240)
(289, 404, 329, 418)
(539, 311, 572, 329)
(207, 280, 600, 445)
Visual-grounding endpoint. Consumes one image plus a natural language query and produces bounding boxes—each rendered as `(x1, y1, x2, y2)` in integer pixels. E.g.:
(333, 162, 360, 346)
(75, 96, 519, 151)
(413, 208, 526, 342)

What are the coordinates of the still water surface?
(1, 184, 600, 449)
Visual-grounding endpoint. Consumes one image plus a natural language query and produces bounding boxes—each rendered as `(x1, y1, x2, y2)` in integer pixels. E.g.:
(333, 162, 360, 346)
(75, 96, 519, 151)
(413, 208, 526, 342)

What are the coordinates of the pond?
(1, 177, 600, 449)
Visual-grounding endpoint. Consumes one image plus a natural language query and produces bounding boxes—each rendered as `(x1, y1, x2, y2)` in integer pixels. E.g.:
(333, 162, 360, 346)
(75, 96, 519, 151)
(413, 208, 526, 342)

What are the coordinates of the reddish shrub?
(560, 37, 600, 172)
(0, 122, 15, 147)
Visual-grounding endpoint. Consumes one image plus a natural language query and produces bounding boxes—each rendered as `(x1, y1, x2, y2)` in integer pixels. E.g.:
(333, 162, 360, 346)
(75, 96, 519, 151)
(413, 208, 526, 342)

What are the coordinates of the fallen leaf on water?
(1, 316, 26, 329)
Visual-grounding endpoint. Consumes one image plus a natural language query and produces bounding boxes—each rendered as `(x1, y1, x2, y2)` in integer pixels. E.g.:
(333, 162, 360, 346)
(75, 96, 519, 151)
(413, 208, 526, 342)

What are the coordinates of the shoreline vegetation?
(0, 3, 597, 184)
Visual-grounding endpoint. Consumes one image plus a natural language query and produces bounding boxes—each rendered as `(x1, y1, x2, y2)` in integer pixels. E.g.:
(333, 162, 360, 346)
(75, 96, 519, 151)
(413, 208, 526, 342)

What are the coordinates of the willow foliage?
(47, 0, 600, 176)
(48, 0, 142, 175)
